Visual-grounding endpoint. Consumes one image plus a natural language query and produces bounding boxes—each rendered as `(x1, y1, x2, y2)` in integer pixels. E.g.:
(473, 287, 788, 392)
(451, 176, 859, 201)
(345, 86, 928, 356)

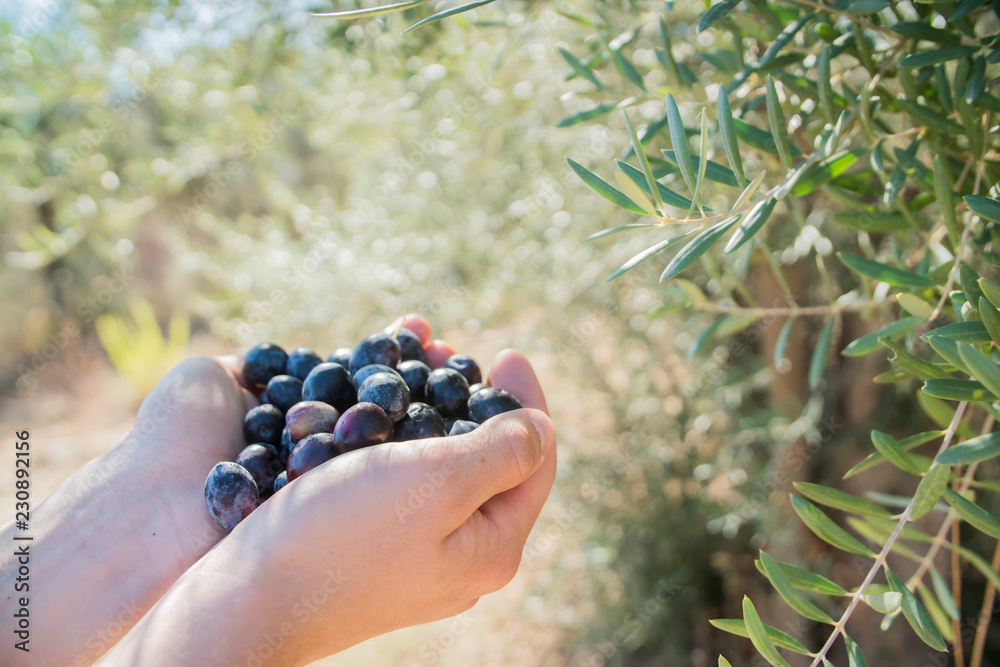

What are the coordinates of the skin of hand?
(102, 328, 556, 666)
(0, 352, 258, 666)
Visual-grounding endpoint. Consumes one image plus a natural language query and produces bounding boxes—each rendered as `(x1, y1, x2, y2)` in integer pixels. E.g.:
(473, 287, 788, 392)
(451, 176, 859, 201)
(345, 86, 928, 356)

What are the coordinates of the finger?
(487, 349, 547, 414)
(215, 355, 260, 411)
(477, 410, 556, 545)
(425, 340, 457, 369)
(420, 409, 551, 526)
(385, 314, 432, 346)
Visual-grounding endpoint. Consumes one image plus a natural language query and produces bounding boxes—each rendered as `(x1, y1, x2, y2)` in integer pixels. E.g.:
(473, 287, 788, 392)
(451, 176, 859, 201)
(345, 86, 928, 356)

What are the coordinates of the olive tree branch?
(808, 401, 969, 667)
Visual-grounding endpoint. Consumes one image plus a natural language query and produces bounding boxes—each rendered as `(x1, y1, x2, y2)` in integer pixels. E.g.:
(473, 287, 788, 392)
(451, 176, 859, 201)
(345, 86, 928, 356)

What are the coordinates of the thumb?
(421, 409, 552, 524)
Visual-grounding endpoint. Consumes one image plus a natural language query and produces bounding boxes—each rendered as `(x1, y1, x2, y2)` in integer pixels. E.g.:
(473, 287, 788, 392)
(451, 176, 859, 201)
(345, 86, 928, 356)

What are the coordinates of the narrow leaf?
(912, 463, 951, 520)
(842, 316, 923, 357)
(861, 591, 903, 614)
(660, 216, 741, 282)
(793, 482, 893, 517)
(313, 0, 431, 18)
(557, 102, 619, 127)
(900, 46, 980, 68)
(401, 0, 497, 34)
(791, 495, 873, 557)
(928, 567, 960, 622)
(809, 316, 835, 389)
(766, 75, 792, 168)
(690, 110, 709, 214)
(937, 431, 1000, 465)
(742, 597, 792, 667)
(965, 195, 1000, 223)
(567, 159, 648, 215)
(558, 48, 604, 90)
(614, 171, 654, 215)
(887, 569, 947, 651)
(717, 88, 746, 187)
(844, 636, 867, 667)
(760, 551, 835, 623)
(845, 431, 944, 478)
(666, 93, 697, 196)
(957, 342, 1000, 398)
(945, 488, 1000, 538)
(698, 0, 741, 32)
(922, 379, 996, 402)
(837, 252, 936, 288)
(871, 430, 931, 475)
(725, 197, 777, 254)
(604, 231, 696, 282)
(774, 316, 795, 365)
(709, 619, 811, 655)
(754, 558, 848, 595)
(623, 111, 662, 212)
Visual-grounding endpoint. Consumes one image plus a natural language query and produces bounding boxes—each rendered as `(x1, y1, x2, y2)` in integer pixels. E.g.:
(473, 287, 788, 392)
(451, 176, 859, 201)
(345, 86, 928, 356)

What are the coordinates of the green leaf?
(965, 195, 1000, 223)
(690, 110, 710, 213)
(604, 231, 696, 282)
(793, 482, 893, 518)
(809, 316, 836, 389)
(757, 14, 811, 68)
(792, 149, 867, 197)
(817, 45, 834, 123)
(951, 0, 989, 20)
(843, 316, 923, 357)
(754, 558, 848, 595)
(661, 151, 741, 187)
(912, 463, 951, 520)
(861, 591, 903, 614)
(846, 431, 944, 478)
(313, 0, 431, 18)
(623, 112, 662, 213)
(844, 636, 868, 667)
(717, 88, 746, 187)
(557, 102, 620, 127)
(887, 569, 947, 651)
(401, 0, 496, 33)
(612, 48, 646, 92)
(881, 338, 953, 381)
(742, 596, 792, 667)
(847, 0, 888, 13)
(709, 619, 811, 655)
(937, 431, 1000, 465)
(945, 488, 1000, 538)
(698, 0, 741, 32)
(918, 392, 978, 438)
(933, 154, 959, 241)
(660, 216, 741, 282)
(719, 657, 733, 667)
(957, 342, 1000, 398)
(558, 48, 603, 90)
(790, 495, 873, 557)
(925, 321, 991, 344)
(666, 93, 697, 197)
(871, 430, 931, 475)
(928, 568, 960, 622)
(900, 45, 980, 68)
(979, 277, 1000, 309)
(724, 197, 777, 255)
(890, 22, 961, 45)
(759, 552, 834, 623)
(567, 159, 648, 215)
(774, 316, 795, 365)
(898, 293, 935, 318)
(733, 118, 802, 156)
(616, 161, 700, 211)
(583, 223, 659, 242)
(922, 378, 997, 402)
(978, 297, 1000, 345)
(765, 76, 792, 169)
(837, 252, 936, 288)
(896, 99, 965, 135)
(832, 210, 911, 233)
(965, 54, 985, 103)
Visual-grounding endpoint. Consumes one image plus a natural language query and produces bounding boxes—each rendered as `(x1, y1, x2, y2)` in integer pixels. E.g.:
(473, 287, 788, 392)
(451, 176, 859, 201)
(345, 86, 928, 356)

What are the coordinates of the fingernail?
(527, 410, 554, 457)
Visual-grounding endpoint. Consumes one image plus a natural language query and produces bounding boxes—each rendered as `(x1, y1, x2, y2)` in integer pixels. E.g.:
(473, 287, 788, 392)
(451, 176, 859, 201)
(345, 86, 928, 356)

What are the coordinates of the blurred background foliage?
(2, 0, 997, 665)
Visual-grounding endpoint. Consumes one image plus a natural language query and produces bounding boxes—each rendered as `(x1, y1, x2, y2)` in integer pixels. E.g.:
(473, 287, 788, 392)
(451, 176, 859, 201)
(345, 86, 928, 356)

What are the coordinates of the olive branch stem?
(808, 401, 969, 667)
(695, 298, 893, 317)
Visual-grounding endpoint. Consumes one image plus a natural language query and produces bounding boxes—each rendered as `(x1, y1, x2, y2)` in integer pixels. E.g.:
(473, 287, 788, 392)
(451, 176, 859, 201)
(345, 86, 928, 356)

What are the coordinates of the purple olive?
(334, 402, 393, 451)
(285, 401, 340, 443)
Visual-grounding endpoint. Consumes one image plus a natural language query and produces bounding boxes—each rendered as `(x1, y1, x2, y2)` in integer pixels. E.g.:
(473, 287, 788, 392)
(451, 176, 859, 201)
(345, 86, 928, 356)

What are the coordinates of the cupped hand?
(103, 317, 557, 666)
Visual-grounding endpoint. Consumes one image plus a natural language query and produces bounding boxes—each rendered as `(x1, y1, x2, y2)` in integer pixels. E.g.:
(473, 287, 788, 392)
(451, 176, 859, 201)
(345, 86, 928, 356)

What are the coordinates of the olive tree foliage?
(343, 0, 1000, 664)
(552, 2, 1000, 665)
